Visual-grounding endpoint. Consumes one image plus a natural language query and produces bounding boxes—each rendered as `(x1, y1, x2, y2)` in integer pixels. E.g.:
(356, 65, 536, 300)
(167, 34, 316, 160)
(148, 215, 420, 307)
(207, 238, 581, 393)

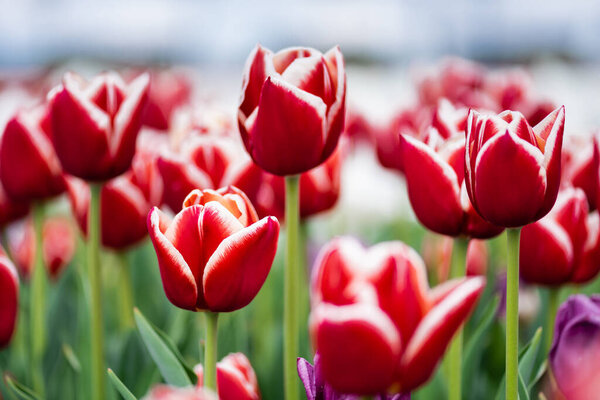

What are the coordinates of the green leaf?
(62, 343, 82, 373)
(528, 360, 547, 392)
(134, 307, 192, 387)
(518, 371, 530, 400)
(495, 327, 543, 400)
(108, 369, 138, 400)
(3, 374, 41, 400)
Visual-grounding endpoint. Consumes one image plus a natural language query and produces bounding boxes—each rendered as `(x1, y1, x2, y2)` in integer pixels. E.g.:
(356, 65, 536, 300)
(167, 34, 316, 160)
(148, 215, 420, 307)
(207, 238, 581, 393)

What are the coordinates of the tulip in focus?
(48, 71, 150, 181)
(400, 100, 503, 237)
(549, 294, 600, 400)
(194, 353, 260, 400)
(0, 245, 19, 347)
(465, 106, 565, 227)
(9, 216, 74, 280)
(238, 45, 346, 175)
(147, 186, 279, 311)
(310, 237, 485, 394)
(520, 188, 600, 285)
(0, 104, 66, 201)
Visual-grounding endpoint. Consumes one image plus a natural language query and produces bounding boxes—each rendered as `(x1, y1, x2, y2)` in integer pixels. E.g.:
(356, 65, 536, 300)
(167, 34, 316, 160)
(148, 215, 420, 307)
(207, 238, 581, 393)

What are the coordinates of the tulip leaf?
(528, 360, 547, 392)
(62, 343, 82, 373)
(134, 308, 192, 387)
(494, 327, 543, 400)
(463, 295, 500, 389)
(3, 374, 41, 400)
(108, 368, 138, 400)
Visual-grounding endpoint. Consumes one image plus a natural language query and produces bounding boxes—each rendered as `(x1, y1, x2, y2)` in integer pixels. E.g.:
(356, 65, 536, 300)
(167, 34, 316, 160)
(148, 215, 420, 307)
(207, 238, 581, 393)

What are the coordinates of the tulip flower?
(520, 188, 600, 285)
(194, 353, 260, 400)
(48, 71, 150, 181)
(465, 106, 565, 227)
(400, 100, 503, 238)
(143, 386, 216, 400)
(0, 246, 18, 348)
(237, 44, 346, 176)
(142, 70, 191, 130)
(0, 104, 66, 201)
(310, 237, 485, 395)
(0, 183, 29, 227)
(562, 135, 599, 211)
(8, 216, 74, 280)
(549, 294, 600, 400)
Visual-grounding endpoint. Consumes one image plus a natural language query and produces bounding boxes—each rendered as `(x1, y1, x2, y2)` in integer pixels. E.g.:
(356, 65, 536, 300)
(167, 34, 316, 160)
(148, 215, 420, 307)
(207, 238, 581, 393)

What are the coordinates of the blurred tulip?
(143, 386, 216, 400)
(194, 353, 260, 400)
(0, 246, 18, 347)
(237, 45, 346, 175)
(400, 100, 503, 237)
(147, 187, 279, 311)
(343, 107, 372, 145)
(310, 237, 485, 394)
(562, 135, 599, 211)
(157, 135, 263, 213)
(0, 104, 66, 201)
(142, 70, 192, 130)
(9, 216, 74, 280)
(549, 294, 600, 400)
(0, 183, 29, 227)
(465, 106, 565, 227)
(48, 71, 149, 181)
(520, 188, 600, 285)
(422, 235, 488, 283)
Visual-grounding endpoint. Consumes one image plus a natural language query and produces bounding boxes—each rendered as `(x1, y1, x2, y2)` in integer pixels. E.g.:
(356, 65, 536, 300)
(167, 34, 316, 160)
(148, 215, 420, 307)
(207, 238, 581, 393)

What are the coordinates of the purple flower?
(549, 294, 600, 400)
(297, 355, 410, 400)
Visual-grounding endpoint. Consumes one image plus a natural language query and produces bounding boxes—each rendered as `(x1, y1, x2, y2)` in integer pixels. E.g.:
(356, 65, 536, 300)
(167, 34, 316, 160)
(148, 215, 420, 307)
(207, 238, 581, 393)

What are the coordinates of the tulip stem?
(284, 175, 300, 400)
(88, 183, 105, 400)
(203, 311, 219, 393)
(545, 288, 560, 353)
(118, 252, 134, 330)
(30, 202, 46, 395)
(447, 237, 469, 400)
(505, 227, 521, 400)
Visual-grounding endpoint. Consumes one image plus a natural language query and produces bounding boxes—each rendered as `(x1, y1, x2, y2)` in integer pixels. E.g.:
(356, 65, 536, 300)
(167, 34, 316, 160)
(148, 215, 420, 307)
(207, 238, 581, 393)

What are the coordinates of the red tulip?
(194, 353, 260, 400)
(465, 106, 565, 227)
(0, 104, 66, 201)
(48, 71, 149, 181)
(422, 235, 488, 283)
(400, 101, 503, 238)
(0, 246, 18, 347)
(157, 135, 263, 213)
(0, 183, 29, 228)
(142, 70, 192, 130)
(562, 135, 599, 211)
(143, 386, 216, 400)
(237, 45, 346, 176)
(520, 188, 600, 285)
(147, 187, 279, 311)
(8, 216, 74, 280)
(310, 237, 485, 394)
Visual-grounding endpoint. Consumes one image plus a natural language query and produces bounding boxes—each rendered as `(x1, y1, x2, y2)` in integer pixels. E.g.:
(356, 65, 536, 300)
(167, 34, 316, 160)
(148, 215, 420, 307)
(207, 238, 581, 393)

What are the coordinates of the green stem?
(117, 252, 134, 330)
(88, 183, 105, 400)
(30, 202, 46, 395)
(545, 288, 560, 353)
(505, 228, 521, 400)
(447, 237, 469, 400)
(203, 312, 219, 393)
(284, 175, 300, 400)
(298, 222, 310, 359)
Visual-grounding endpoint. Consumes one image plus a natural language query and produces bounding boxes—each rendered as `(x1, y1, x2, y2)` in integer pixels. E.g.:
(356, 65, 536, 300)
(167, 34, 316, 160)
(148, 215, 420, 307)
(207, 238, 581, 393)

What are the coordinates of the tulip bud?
(310, 237, 484, 394)
(400, 100, 503, 238)
(465, 106, 565, 227)
(147, 186, 279, 312)
(8, 216, 74, 280)
(0, 246, 19, 347)
(238, 45, 346, 176)
(48, 71, 149, 181)
(0, 105, 66, 201)
(520, 188, 600, 285)
(550, 294, 600, 400)
(194, 353, 260, 400)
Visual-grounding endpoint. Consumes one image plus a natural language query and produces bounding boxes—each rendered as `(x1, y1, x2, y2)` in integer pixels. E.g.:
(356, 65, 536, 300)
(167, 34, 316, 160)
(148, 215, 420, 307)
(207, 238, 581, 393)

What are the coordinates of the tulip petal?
(400, 134, 463, 236)
(200, 201, 245, 264)
(281, 56, 334, 106)
(239, 44, 275, 118)
(217, 353, 260, 400)
(572, 212, 600, 283)
(157, 154, 213, 212)
(322, 46, 347, 159)
(311, 302, 401, 395)
(147, 207, 199, 310)
(398, 277, 484, 391)
(248, 76, 327, 175)
(0, 253, 18, 347)
(203, 216, 279, 312)
(474, 129, 546, 227)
